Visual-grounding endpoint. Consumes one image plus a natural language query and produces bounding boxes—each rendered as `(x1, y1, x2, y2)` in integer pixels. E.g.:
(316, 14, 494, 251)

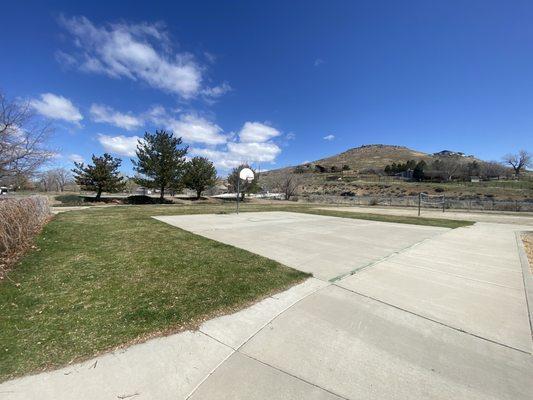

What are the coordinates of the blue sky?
(2, 0, 532, 174)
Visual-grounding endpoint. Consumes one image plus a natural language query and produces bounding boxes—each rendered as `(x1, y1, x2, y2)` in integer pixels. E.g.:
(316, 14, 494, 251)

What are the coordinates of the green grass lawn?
(0, 202, 472, 381)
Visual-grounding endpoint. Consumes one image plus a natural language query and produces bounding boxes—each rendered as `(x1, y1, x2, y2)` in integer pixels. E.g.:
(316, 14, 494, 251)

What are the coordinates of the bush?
(0, 196, 50, 278)
(55, 194, 85, 206)
(125, 195, 173, 204)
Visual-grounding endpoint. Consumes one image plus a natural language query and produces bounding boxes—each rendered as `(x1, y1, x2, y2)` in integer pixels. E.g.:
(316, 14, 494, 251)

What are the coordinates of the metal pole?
(443, 194, 445, 213)
(418, 193, 421, 216)
(236, 178, 240, 214)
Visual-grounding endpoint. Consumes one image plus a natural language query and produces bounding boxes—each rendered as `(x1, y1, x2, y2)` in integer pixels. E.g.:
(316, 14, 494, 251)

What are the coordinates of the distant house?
(0, 186, 8, 195)
(396, 169, 414, 180)
(135, 187, 152, 195)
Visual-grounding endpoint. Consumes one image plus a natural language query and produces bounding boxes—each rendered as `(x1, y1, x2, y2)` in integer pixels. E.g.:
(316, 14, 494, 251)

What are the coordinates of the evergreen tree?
(183, 157, 218, 199)
(132, 130, 188, 201)
(72, 153, 125, 200)
(413, 160, 426, 181)
(227, 164, 260, 200)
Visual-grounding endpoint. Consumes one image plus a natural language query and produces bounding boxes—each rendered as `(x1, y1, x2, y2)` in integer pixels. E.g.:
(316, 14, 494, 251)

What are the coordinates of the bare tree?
(278, 173, 300, 200)
(430, 157, 464, 181)
(38, 170, 58, 192)
(480, 161, 508, 179)
(52, 168, 71, 192)
(0, 91, 54, 181)
(503, 150, 531, 177)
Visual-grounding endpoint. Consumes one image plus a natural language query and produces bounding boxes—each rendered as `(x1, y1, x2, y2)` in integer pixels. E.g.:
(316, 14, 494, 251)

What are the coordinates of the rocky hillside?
(261, 144, 475, 182)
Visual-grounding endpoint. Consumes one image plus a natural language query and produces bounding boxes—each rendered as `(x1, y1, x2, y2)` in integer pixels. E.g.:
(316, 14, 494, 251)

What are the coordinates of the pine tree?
(227, 164, 260, 200)
(132, 130, 188, 202)
(183, 157, 218, 199)
(72, 153, 125, 200)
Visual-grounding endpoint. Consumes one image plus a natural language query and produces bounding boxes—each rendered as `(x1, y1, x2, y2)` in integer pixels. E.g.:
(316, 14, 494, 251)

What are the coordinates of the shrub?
(55, 194, 85, 206)
(0, 196, 51, 278)
(125, 195, 173, 204)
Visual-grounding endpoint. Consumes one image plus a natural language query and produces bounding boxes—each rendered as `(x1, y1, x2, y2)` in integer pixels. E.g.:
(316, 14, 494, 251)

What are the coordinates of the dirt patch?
(522, 233, 533, 274)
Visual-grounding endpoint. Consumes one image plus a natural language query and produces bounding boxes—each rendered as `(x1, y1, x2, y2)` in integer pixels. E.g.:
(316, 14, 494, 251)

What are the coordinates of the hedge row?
(0, 196, 51, 278)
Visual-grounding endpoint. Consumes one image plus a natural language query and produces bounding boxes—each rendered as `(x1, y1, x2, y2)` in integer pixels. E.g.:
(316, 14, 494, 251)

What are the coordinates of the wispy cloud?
(57, 15, 228, 100)
(90, 104, 143, 130)
(191, 121, 282, 170)
(30, 93, 83, 124)
(323, 134, 335, 141)
(149, 110, 227, 145)
(314, 58, 324, 67)
(97, 134, 140, 156)
(68, 153, 84, 163)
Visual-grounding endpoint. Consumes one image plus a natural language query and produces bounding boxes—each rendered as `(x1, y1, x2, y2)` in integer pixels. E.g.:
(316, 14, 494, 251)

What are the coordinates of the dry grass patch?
(522, 233, 533, 274)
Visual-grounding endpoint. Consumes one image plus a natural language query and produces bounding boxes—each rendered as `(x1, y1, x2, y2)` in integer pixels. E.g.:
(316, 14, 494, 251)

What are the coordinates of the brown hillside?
(312, 144, 432, 172)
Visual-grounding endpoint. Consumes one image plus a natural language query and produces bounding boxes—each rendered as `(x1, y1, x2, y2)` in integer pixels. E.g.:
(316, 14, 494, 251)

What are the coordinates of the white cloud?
(227, 141, 281, 162)
(190, 147, 242, 170)
(90, 104, 143, 130)
(286, 132, 296, 140)
(68, 153, 84, 163)
(30, 93, 83, 124)
(97, 134, 140, 156)
(202, 82, 232, 98)
(238, 122, 280, 143)
(190, 121, 282, 170)
(323, 134, 335, 141)
(149, 110, 226, 146)
(58, 15, 228, 99)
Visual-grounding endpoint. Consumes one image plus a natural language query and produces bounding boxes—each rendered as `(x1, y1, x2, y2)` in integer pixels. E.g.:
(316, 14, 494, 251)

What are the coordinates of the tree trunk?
(95, 187, 102, 201)
(196, 189, 202, 200)
(160, 186, 165, 202)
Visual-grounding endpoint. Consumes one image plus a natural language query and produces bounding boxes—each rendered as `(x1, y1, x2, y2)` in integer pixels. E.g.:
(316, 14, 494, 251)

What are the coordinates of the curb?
(515, 231, 533, 342)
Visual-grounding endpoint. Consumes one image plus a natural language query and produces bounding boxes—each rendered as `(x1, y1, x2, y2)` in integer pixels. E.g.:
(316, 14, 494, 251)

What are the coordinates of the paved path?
(2, 212, 532, 399)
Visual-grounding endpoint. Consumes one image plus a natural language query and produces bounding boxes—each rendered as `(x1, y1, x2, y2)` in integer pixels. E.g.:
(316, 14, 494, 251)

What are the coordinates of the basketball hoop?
(236, 168, 255, 214)
(239, 168, 255, 182)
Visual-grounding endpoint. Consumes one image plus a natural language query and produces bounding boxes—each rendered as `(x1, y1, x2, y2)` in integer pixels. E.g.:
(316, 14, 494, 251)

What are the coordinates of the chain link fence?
(301, 194, 533, 212)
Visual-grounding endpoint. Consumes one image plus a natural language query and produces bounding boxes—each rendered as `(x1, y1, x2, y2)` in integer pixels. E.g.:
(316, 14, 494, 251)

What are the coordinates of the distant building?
(135, 187, 152, 195)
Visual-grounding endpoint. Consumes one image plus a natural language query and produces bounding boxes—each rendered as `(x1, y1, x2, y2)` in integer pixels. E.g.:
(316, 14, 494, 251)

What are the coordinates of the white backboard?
(239, 168, 255, 181)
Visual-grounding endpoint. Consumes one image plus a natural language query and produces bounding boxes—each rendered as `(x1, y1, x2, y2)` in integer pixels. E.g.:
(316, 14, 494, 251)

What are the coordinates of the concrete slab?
(241, 285, 533, 400)
(338, 223, 533, 352)
(154, 212, 447, 281)
(200, 278, 327, 349)
(189, 352, 343, 400)
(0, 331, 232, 400)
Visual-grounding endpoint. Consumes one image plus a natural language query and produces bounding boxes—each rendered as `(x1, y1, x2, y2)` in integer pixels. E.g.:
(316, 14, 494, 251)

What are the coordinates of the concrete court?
(154, 211, 448, 281)
(2, 212, 532, 399)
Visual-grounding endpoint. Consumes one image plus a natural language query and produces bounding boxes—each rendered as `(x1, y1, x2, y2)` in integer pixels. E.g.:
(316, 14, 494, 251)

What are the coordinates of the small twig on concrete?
(117, 392, 140, 399)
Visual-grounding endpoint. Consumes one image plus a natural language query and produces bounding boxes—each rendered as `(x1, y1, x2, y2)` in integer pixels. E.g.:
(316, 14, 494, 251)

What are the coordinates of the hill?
(261, 144, 474, 181)
(256, 144, 530, 200)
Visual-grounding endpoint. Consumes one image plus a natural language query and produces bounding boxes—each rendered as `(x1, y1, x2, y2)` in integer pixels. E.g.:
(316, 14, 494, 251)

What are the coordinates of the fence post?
(442, 194, 445, 213)
(418, 193, 421, 216)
